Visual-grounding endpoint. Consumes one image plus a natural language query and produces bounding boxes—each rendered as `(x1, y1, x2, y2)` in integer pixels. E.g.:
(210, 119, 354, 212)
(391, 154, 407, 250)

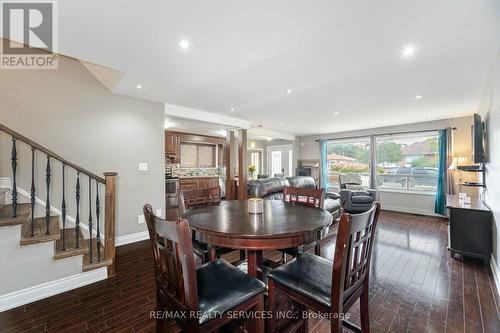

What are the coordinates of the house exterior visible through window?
(180, 143, 216, 168)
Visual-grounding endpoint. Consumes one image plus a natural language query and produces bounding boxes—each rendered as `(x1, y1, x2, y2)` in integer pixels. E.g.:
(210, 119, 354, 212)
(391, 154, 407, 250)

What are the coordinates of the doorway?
(267, 144, 293, 177)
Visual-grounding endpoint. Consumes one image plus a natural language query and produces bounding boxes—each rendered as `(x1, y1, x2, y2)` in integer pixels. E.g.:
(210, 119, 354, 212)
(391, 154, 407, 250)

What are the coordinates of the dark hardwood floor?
(1, 210, 499, 333)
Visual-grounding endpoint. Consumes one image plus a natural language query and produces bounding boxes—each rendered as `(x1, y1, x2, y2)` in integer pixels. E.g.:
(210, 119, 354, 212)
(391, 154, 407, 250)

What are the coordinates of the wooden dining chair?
(178, 186, 244, 264)
(144, 204, 266, 333)
(281, 186, 326, 262)
(267, 202, 381, 333)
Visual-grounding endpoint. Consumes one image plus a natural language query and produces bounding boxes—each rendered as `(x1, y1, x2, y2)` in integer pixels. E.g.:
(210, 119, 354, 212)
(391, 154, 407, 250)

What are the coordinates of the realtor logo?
(1, 0, 58, 69)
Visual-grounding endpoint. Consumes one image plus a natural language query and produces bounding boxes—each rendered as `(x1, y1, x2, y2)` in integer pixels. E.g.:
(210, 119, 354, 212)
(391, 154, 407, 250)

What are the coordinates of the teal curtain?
(320, 139, 328, 190)
(435, 129, 447, 215)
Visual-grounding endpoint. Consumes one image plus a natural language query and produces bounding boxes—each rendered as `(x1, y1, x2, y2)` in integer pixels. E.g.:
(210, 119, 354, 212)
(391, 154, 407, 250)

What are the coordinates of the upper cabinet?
(165, 132, 180, 163)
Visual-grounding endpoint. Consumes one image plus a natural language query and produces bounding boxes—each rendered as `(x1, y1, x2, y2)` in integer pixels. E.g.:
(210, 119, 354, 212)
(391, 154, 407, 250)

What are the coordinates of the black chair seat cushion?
(267, 253, 333, 308)
(351, 195, 374, 204)
(197, 260, 266, 324)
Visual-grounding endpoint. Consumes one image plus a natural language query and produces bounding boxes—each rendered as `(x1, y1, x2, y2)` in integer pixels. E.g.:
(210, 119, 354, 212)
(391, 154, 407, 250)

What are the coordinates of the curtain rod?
(314, 127, 457, 142)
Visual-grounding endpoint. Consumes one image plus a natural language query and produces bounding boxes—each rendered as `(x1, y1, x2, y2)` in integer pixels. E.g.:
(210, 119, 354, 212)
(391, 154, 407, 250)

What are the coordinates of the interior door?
(267, 145, 293, 177)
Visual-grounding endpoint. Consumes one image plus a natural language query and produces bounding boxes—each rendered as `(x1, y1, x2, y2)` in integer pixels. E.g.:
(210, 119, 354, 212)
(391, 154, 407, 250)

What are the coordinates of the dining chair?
(144, 204, 266, 333)
(267, 202, 381, 333)
(280, 186, 326, 262)
(178, 187, 244, 264)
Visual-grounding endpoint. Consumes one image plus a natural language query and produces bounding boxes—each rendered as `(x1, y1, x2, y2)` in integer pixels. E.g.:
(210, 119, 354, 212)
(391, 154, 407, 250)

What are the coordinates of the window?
(180, 143, 216, 168)
(376, 132, 438, 193)
(325, 138, 371, 191)
(271, 151, 282, 177)
(250, 151, 261, 175)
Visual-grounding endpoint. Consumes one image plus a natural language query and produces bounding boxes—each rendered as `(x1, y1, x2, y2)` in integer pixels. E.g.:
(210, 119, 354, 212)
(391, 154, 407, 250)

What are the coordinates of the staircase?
(0, 123, 118, 281)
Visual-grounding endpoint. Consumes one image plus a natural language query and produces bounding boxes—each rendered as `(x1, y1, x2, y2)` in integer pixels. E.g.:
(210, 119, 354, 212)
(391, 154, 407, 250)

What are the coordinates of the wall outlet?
(155, 208, 162, 217)
(139, 163, 148, 171)
(138, 215, 145, 224)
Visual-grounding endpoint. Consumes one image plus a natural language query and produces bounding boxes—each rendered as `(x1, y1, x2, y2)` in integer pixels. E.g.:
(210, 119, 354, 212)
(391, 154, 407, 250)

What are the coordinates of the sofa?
(248, 176, 341, 219)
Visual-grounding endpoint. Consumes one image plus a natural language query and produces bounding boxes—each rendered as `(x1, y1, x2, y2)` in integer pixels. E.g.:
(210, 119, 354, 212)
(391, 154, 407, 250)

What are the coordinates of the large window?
(250, 151, 262, 175)
(376, 132, 438, 193)
(324, 131, 439, 194)
(180, 143, 216, 168)
(325, 138, 371, 191)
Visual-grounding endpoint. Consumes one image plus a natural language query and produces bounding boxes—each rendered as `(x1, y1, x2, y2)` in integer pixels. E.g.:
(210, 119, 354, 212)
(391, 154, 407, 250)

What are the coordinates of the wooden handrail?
(0, 123, 106, 183)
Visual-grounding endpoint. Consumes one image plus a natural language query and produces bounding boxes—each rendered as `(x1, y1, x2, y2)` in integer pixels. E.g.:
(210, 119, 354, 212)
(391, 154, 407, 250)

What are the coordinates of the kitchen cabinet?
(179, 177, 220, 190)
(165, 132, 180, 163)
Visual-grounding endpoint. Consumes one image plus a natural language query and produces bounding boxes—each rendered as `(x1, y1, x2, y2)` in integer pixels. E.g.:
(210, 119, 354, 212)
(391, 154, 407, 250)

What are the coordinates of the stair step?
(83, 238, 112, 272)
(54, 228, 88, 260)
(0, 203, 31, 227)
(20, 215, 60, 245)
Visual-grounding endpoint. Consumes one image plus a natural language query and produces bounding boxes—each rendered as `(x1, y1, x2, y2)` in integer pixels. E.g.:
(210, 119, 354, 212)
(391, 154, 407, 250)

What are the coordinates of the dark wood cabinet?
(446, 195, 491, 264)
(165, 132, 180, 163)
(179, 177, 220, 191)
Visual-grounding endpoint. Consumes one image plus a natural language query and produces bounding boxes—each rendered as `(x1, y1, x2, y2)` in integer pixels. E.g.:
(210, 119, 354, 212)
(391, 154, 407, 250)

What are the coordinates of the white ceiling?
(54, 0, 500, 136)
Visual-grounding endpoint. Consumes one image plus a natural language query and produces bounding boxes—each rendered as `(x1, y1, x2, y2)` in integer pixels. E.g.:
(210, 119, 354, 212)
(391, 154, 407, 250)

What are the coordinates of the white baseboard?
(381, 204, 443, 217)
(490, 255, 500, 299)
(0, 268, 107, 312)
(115, 231, 149, 246)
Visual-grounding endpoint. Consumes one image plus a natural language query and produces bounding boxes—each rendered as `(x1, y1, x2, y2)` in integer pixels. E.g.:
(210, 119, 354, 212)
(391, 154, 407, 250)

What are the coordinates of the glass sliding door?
(325, 137, 371, 191)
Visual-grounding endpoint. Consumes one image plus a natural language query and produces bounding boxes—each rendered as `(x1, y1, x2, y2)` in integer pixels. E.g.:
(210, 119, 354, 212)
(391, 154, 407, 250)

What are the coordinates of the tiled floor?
(0, 210, 499, 332)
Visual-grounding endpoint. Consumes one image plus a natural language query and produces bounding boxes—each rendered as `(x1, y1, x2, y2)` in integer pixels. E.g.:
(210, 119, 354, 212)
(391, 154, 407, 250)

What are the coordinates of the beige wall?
(478, 46, 500, 283)
(0, 55, 165, 238)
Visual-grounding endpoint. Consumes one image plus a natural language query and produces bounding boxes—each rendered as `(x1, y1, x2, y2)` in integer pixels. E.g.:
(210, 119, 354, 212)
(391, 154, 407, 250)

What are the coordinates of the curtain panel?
(435, 129, 447, 215)
(320, 139, 328, 190)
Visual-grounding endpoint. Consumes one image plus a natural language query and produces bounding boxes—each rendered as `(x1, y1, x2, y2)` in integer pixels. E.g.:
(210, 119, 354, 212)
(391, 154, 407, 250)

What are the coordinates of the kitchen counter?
(176, 175, 221, 179)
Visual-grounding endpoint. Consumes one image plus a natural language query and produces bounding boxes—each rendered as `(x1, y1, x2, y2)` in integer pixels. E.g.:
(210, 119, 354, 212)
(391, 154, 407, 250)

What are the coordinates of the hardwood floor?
(1, 211, 499, 333)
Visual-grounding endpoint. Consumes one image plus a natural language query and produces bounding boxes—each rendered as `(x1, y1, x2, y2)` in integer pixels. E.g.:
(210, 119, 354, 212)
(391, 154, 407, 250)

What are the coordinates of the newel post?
(104, 172, 118, 277)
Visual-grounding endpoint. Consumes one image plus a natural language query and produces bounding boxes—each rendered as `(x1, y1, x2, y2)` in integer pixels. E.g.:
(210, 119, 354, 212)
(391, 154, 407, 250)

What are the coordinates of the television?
(472, 113, 485, 164)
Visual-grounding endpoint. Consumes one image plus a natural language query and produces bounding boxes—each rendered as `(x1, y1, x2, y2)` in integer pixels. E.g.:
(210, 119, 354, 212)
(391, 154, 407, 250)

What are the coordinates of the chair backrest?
(331, 202, 381, 311)
(282, 186, 325, 209)
(178, 186, 221, 215)
(143, 205, 198, 316)
(338, 174, 363, 189)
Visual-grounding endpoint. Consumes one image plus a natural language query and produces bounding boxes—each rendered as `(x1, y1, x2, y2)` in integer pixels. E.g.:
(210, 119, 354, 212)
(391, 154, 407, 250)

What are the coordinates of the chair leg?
(360, 289, 371, 333)
(156, 299, 165, 333)
(282, 252, 287, 264)
(240, 249, 246, 261)
(267, 279, 278, 333)
(314, 239, 321, 256)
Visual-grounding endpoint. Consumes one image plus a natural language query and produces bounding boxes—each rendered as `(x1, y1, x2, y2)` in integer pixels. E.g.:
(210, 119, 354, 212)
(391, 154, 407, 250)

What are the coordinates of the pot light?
(427, 112, 432, 117)
(179, 38, 191, 50)
(266, 137, 273, 141)
(414, 95, 424, 100)
(333, 112, 340, 116)
(401, 44, 416, 58)
(286, 89, 293, 94)
(230, 108, 235, 112)
(136, 84, 143, 89)
(280, 122, 284, 126)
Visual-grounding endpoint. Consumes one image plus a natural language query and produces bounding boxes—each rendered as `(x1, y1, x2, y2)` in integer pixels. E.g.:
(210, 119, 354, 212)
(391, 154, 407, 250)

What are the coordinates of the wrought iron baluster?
(75, 172, 80, 249)
(30, 147, 35, 237)
(11, 138, 17, 218)
(88, 178, 93, 263)
(45, 156, 51, 235)
(61, 164, 66, 251)
(96, 182, 101, 262)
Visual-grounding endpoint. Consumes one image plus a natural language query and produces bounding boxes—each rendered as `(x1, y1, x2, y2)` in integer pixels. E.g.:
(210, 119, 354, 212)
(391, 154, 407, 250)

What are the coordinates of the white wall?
(478, 46, 500, 285)
(296, 116, 475, 215)
(0, 55, 165, 238)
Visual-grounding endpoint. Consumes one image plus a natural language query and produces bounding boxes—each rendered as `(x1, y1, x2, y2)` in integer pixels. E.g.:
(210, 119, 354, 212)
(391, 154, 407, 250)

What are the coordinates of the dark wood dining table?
(183, 200, 333, 279)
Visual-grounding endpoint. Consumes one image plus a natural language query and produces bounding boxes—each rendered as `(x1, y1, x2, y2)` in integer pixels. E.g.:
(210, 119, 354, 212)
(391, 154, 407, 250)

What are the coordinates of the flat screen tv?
(473, 113, 485, 164)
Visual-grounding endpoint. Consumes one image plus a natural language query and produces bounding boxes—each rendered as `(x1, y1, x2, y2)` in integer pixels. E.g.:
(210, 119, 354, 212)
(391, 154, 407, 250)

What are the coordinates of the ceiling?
(54, 1, 500, 136)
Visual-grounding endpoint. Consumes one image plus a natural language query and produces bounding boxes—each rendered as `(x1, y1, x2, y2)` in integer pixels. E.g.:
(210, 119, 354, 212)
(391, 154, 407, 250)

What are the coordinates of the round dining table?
(184, 199, 333, 279)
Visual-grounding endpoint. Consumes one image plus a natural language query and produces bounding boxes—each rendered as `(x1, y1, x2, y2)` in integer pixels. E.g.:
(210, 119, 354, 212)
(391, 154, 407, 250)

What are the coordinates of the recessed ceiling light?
(230, 108, 235, 112)
(414, 95, 424, 100)
(427, 112, 432, 117)
(280, 122, 284, 126)
(266, 137, 273, 141)
(286, 89, 293, 94)
(179, 38, 191, 50)
(136, 84, 143, 89)
(333, 112, 340, 116)
(401, 44, 416, 58)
